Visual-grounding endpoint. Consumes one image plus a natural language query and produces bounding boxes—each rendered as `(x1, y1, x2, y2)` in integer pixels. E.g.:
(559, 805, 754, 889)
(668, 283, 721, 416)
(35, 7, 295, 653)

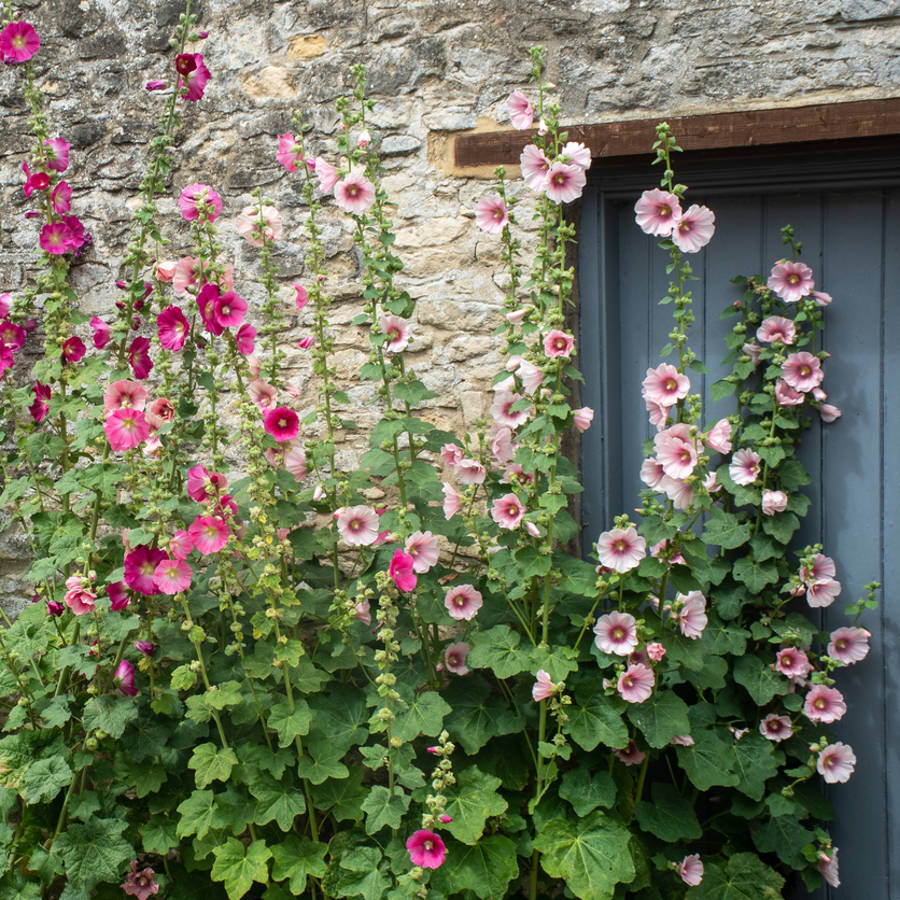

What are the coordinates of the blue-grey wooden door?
(578, 148, 900, 899)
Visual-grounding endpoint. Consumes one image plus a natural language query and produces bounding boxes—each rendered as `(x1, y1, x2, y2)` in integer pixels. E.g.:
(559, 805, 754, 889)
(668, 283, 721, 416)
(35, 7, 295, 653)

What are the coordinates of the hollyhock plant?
(759, 713, 793, 742)
(519, 144, 552, 192)
(593, 611, 639, 656)
(818, 850, 840, 888)
(617, 663, 655, 703)
(634, 188, 682, 237)
(189, 515, 230, 555)
(104, 408, 150, 452)
(768, 259, 815, 302)
(507, 90, 534, 129)
(444, 642, 470, 675)
(263, 407, 300, 442)
(596, 526, 646, 573)
(475, 194, 509, 233)
(157, 305, 190, 351)
(757, 315, 796, 345)
(406, 830, 446, 869)
(671, 204, 715, 253)
(123, 545, 167, 596)
(0, 21, 40, 63)
(817, 742, 856, 784)
(334, 170, 376, 214)
(444, 584, 483, 621)
(389, 550, 417, 592)
(235, 204, 283, 246)
(676, 855, 704, 887)
(178, 183, 222, 222)
(122, 860, 159, 899)
(532, 669, 555, 702)
(405, 531, 439, 573)
(154, 558, 193, 595)
(803, 684, 847, 724)
(729, 448, 762, 485)
(490, 493, 526, 529)
(544, 162, 586, 203)
(336, 506, 380, 546)
(828, 626, 871, 664)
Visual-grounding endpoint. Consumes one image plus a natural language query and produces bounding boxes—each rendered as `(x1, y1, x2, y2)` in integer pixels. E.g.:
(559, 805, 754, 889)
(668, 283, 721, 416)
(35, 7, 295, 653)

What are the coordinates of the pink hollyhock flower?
(812, 290, 833, 306)
(156, 305, 189, 351)
(51, 180, 72, 214)
(354, 599, 372, 626)
(819, 403, 842, 423)
(491, 493, 526, 529)
(617, 663, 655, 703)
(62, 336, 86, 363)
(122, 860, 159, 900)
(634, 188, 682, 237)
(761, 490, 788, 516)
(107, 582, 129, 610)
(801, 551, 836, 583)
(297, 335, 315, 349)
(115, 659, 138, 697)
(293, 283, 309, 310)
(532, 669, 555, 702)
(642, 363, 689, 408)
(442, 483, 462, 519)
(263, 407, 299, 443)
(379, 315, 412, 353)
(544, 162, 586, 203)
(475, 194, 509, 233)
(676, 591, 707, 639)
(507, 90, 534, 130)
(828, 626, 871, 665)
(171, 257, 198, 295)
(247, 379, 278, 411)
(445, 584, 483, 621)
(235, 204, 283, 246)
(456, 458, 487, 485)
(0, 21, 39, 62)
(645, 400, 668, 431)
(406, 830, 446, 869)
(334, 170, 376, 214)
(775, 377, 804, 407)
(212, 291, 247, 329)
(519, 144, 552, 192)
(817, 742, 856, 784)
(145, 80, 167, 91)
(336, 505, 380, 546)
(705, 417, 732, 454)
(284, 443, 308, 480)
(646, 642, 666, 661)
(178, 183, 222, 222)
(105, 408, 150, 452)
(22, 161, 49, 198)
(29, 382, 50, 423)
(672, 204, 715, 253)
(178, 53, 210, 101)
(314, 157, 339, 193)
(0, 319, 25, 351)
(276, 133, 302, 172)
(405, 531, 439, 573)
(61, 215, 87, 251)
(573, 406, 594, 433)
(757, 315, 796, 345)
(124, 545, 166, 595)
(444, 642, 470, 675)
(768, 260, 815, 303)
(670, 734, 694, 747)
(806, 577, 841, 608)
(440, 443, 464, 467)
(154, 557, 193, 594)
(128, 337, 153, 380)
(490, 390, 530, 428)
(775, 646, 812, 679)
(189, 515, 230, 555)
(63, 575, 97, 616)
(44, 137, 70, 173)
(234, 322, 255, 355)
(169, 530, 194, 560)
(676, 854, 704, 887)
(186, 464, 225, 502)
(0, 294, 10, 318)
(614, 739, 646, 766)
(662, 475, 694, 511)
(729, 448, 761, 485)
(804, 684, 846, 724)
(759, 713, 792, 742)
(89, 316, 111, 349)
(818, 849, 840, 888)
(593, 611, 638, 656)
(389, 550, 417, 592)
(655, 429, 698, 480)
(782, 351, 823, 393)
(596, 526, 646, 573)
(639, 458, 664, 491)
(490, 425, 516, 464)
(543, 329, 575, 359)
(561, 141, 591, 170)
(39, 221, 76, 255)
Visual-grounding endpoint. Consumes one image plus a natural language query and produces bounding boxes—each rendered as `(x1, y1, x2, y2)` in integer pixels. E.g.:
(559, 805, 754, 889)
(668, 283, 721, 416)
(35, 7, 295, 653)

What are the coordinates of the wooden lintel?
(453, 97, 900, 168)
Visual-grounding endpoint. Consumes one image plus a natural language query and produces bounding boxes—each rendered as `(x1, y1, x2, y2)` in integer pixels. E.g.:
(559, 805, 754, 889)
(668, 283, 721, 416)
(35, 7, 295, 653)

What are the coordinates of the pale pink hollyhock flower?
(335, 506, 380, 546)
(634, 188, 682, 237)
(169, 530, 194, 560)
(189, 515, 229, 555)
(655, 430, 698, 480)
(614, 739, 646, 766)
(263, 407, 300, 443)
(284, 444, 308, 481)
(561, 141, 591, 170)
(63, 575, 97, 616)
(663, 475, 695, 511)
(676, 591, 707, 639)
(640, 458, 666, 490)
(507, 90, 534, 130)
(761, 490, 788, 516)
(670, 734, 694, 747)
(178, 183, 222, 223)
(389, 550, 417, 592)
(672, 205, 715, 253)
(157, 305, 190, 351)
(525, 520, 541, 538)
(642, 363, 689, 408)
(543, 329, 575, 359)
(490, 426, 516, 465)
(248, 379, 278, 411)
(122, 859, 159, 899)
(334, 170, 376, 214)
(729, 448, 761, 486)
(314, 157, 339, 193)
(676, 854, 704, 887)
(775, 646, 812, 679)
(357, 129, 371, 148)
(757, 315, 796, 345)
(276, 133, 302, 172)
(781, 351, 823, 393)
(544, 162, 586, 203)
(759, 713, 792, 742)
(445, 584, 483, 621)
(406, 830, 446, 869)
(806, 578, 841, 608)
(491, 493, 526, 529)
(145, 398, 175, 431)
(354, 599, 372, 626)
(444, 642, 470, 675)
(812, 290, 833, 306)
(154, 558, 193, 595)
(650, 539, 685, 566)
(705, 417, 733, 454)
(490, 390, 530, 428)
(441, 443, 464, 467)
(828, 626, 871, 665)
(115, 659, 138, 697)
(406, 531, 439, 573)
(235, 204, 283, 246)
(801, 552, 837, 584)
(646, 642, 666, 661)
(442, 483, 462, 519)
(775, 377, 804, 407)
(573, 406, 594, 433)
(742, 341, 762, 369)
(506, 306, 531, 325)
(818, 849, 840, 888)
(702, 472, 718, 498)
(520, 144, 552, 191)
(104, 380, 147, 416)
(104, 409, 150, 452)
(512, 358, 544, 395)
(617, 663, 655, 703)
(819, 403, 842, 423)
(379, 315, 412, 353)
(456, 458, 487, 485)
(804, 684, 846, 724)
(156, 260, 177, 282)
(767, 260, 815, 303)
(817, 742, 856, 784)
(0, 21, 40, 63)
(172, 257, 198, 296)
(532, 669, 555, 702)
(44, 137, 70, 173)
(596, 526, 646, 573)
(475, 194, 509, 233)
(593, 611, 638, 656)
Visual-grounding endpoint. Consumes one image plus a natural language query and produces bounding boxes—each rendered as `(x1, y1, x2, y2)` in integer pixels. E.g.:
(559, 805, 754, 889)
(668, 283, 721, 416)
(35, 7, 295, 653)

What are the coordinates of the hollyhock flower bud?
(438, 814, 453, 824)
(145, 80, 167, 91)
(135, 641, 155, 657)
(115, 659, 138, 697)
(47, 600, 65, 617)
(293, 283, 309, 309)
(235, 204, 283, 246)
(297, 335, 315, 349)
(357, 129, 371, 148)
(761, 489, 788, 515)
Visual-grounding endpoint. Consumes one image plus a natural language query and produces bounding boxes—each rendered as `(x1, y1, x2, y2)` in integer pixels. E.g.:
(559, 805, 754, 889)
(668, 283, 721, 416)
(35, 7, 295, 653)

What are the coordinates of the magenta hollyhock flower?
(642, 363, 689, 408)
(634, 188, 682, 237)
(276, 133, 303, 172)
(804, 684, 846, 724)
(114, 659, 138, 697)
(124, 545, 166, 595)
(561, 141, 591, 170)
(543, 329, 575, 359)
(757, 314, 796, 345)
(672, 204, 715, 253)
(389, 549, 417, 592)
(532, 669, 556, 702)
(593, 611, 638, 656)
(122, 860, 159, 900)
(519, 144, 552, 192)
(0, 319, 25, 351)
(781, 351, 823, 393)
(818, 849, 840, 888)
(105, 408, 150, 452)
(442, 482, 462, 519)
(178, 183, 222, 223)
(828, 626, 871, 665)
(89, 316, 111, 349)
(379, 314, 412, 353)
(314, 157, 339, 193)
(675, 591, 707, 639)
(444, 584, 483, 621)
(235, 204, 283, 246)
(405, 531, 439, 573)
(617, 663, 655, 703)
(490, 390, 530, 428)
(212, 291, 247, 329)
(475, 194, 509, 233)
(104, 380, 147, 416)
(775, 646, 812, 679)
(406, 830, 446, 869)
(506, 90, 534, 130)
(107, 581, 129, 610)
(729, 448, 761, 486)
(189, 515, 229, 555)
(187, 464, 227, 502)
(43, 137, 70, 172)
(817, 742, 856, 784)
(491, 493, 526, 529)
(63, 575, 97, 616)
(297, 335, 315, 349)
(178, 53, 210, 101)
(39, 221, 75, 255)
(0, 293, 10, 318)
(22, 162, 49, 197)
(145, 80, 167, 91)
(336, 505, 380, 546)
(544, 162, 586, 203)
(47, 600, 65, 616)
(235, 322, 256, 355)
(29, 381, 50, 423)
(334, 170, 376, 214)
(676, 854, 704, 887)
(614, 739, 646, 767)
(263, 406, 299, 443)
(444, 641, 470, 675)
(596, 526, 646, 573)
(157, 305, 190, 351)
(154, 557, 193, 594)
(0, 21, 39, 62)
(759, 713, 792, 742)
(62, 336, 86, 363)
(767, 260, 815, 303)
(573, 406, 594, 433)
(50, 180, 72, 215)
(128, 337, 153, 380)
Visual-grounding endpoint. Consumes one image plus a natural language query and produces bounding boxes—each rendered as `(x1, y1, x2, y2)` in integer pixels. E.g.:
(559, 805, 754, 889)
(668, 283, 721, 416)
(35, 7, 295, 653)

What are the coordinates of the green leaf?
(761, 511, 800, 544)
(731, 732, 780, 800)
(444, 766, 508, 845)
(270, 836, 327, 895)
(189, 742, 239, 788)
(82, 696, 138, 739)
(171, 664, 197, 691)
(141, 816, 179, 855)
(533, 811, 635, 900)
(430, 834, 520, 899)
(568, 686, 629, 752)
(444, 677, 525, 755)
(676, 729, 740, 791)
(206, 680, 244, 710)
(310, 768, 366, 822)
(467, 625, 532, 679)
(687, 852, 784, 898)
(54, 818, 132, 889)
(558, 768, 616, 816)
(251, 778, 307, 831)
(711, 379, 736, 401)
(701, 507, 752, 550)
(268, 700, 312, 748)
(626, 691, 691, 749)
(732, 555, 779, 593)
(296, 748, 349, 784)
(392, 691, 452, 743)
(211, 838, 272, 900)
(751, 814, 815, 868)
(359, 784, 410, 834)
(634, 783, 702, 841)
(733, 655, 787, 706)
(22, 755, 72, 804)
(777, 460, 811, 489)
(176, 790, 228, 840)
(329, 846, 390, 900)
(37, 695, 72, 729)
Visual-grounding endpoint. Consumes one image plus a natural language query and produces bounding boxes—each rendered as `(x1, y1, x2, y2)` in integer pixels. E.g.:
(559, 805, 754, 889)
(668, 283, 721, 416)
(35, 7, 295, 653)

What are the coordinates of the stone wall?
(1, 0, 898, 607)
